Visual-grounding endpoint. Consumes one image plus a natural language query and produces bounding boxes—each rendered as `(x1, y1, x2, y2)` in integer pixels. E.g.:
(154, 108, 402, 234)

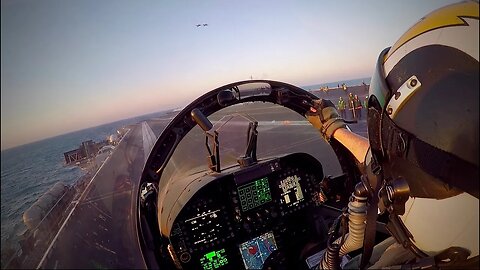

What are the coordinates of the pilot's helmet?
(367, 1, 478, 259)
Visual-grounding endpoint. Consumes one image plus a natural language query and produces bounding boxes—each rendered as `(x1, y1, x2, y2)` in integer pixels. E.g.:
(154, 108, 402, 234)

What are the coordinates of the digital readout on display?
(239, 231, 277, 269)
(278, 175, 304, 207)
(200, 248, 229, 270)
(185, 209, 223, 246)
(238, 177, 272, 212)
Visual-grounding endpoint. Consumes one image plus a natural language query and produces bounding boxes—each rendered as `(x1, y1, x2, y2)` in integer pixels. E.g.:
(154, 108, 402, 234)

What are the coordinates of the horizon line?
(1, 76, 372, 152)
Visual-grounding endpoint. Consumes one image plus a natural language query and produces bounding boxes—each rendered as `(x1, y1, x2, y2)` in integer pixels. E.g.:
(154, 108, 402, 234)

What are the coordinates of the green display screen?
(238, 177, 272, 212)
(200, 249, 228, 270)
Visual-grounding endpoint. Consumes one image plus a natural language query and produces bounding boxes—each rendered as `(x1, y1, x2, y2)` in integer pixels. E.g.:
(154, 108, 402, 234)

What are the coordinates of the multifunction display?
(239, 231, 277, 269)
(200, 248, 228, 270)
(278, 175, 304, 207)
(238, 177, 272, 212)
(185, 209, 223, 246)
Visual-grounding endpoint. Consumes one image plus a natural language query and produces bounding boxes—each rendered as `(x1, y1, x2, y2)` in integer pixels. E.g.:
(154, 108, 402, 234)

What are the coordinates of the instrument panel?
(168, 153, 324, 270)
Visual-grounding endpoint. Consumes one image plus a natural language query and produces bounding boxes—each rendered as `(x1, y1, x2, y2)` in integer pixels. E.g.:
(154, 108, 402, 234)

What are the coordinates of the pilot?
(306, 1, 478, 269)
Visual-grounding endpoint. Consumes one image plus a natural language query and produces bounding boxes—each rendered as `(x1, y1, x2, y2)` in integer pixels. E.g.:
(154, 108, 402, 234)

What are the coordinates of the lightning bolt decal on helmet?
(368, 1, 479, 199)
(366, 0, 479, 261)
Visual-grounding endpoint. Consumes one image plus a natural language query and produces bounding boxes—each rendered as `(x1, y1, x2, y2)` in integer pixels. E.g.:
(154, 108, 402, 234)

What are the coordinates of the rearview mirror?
(217, 82, 272, 107)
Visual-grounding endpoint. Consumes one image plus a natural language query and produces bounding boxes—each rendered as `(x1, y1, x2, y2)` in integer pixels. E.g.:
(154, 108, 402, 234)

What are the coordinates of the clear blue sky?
(1, 0, 458, 150)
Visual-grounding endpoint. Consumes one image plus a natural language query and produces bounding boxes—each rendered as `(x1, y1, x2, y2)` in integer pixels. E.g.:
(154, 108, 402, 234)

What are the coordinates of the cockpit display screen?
(237, 177, 272, 212)
(200, 248, 229, 270)
(278, 175, 304, 207)
(185, 209, 223, 246)
(239, 231, 277, 269)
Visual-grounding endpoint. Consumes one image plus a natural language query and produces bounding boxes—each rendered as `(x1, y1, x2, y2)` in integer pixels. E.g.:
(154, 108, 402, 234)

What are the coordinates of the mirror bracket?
(206, 131, 221, 172)
(238, 121, 258, 168)
(191, 108, 221, 173)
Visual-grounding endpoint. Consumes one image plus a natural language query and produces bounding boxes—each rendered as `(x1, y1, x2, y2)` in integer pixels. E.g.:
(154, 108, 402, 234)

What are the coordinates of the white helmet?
(367, 0, 478, 262)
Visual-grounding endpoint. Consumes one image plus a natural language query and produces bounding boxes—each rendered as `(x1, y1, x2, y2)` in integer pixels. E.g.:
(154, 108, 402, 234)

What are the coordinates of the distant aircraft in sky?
(196, 23, 208, 27)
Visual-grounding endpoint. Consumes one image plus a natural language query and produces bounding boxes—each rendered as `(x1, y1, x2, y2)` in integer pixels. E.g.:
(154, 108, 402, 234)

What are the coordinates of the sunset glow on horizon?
(1, 0, 459, 150)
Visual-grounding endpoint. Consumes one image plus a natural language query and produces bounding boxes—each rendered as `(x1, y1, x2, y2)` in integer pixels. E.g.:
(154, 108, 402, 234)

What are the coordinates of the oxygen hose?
(320, 214, 344, 270)
(335, 194, 368, 256)
(320, 243, 341, 270)
(319, 183, 368, 269)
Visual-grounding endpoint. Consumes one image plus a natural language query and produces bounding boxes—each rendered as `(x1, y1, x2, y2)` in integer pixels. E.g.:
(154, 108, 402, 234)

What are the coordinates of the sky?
(1, 0, 459, 150)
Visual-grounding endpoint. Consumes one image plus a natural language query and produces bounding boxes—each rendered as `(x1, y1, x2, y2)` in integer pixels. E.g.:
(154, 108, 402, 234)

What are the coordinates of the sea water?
(0, 110, 170, 263)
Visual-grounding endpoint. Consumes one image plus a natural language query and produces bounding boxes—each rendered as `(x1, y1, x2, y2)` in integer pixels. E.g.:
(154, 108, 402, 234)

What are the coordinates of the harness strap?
(359, 159, 383, 269)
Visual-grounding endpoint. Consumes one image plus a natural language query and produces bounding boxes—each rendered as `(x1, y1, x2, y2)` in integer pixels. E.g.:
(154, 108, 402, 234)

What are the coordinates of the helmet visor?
(367, 47, 391, 160)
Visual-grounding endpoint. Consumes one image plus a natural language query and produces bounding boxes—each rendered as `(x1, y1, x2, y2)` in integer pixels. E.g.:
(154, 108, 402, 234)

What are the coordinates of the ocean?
(0, 110, 171, 264)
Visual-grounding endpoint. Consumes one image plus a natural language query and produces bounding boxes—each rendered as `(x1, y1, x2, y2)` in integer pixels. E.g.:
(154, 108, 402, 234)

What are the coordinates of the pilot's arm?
(307, 100, 411, 269)
(306, 99, 369, 163)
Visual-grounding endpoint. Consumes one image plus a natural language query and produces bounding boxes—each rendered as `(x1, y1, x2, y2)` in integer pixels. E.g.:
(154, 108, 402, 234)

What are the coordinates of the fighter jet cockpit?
(137, 80, 389, 269)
